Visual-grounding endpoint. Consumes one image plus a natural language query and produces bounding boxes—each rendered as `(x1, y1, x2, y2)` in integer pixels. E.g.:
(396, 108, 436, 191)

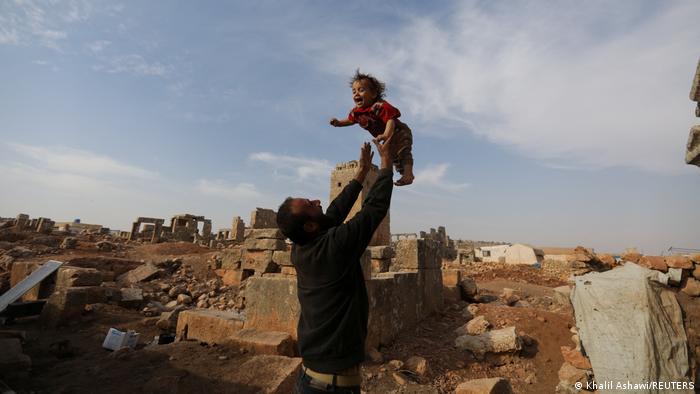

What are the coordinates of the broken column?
(231, 216, 245, 241)
(330, 161, 390, 246)
(250, 208, 277, 229)
(391, 238, 444, 317)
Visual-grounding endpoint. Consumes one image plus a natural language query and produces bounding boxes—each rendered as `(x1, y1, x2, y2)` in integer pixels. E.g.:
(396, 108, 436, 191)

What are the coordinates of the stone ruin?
(687, 57, 700, 167)
(0, 214, 55, 234)
(127, 214, 212, 244)
(419, 226, 457, 260)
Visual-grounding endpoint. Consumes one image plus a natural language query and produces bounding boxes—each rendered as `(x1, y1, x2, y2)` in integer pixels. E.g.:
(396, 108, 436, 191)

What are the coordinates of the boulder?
(459, 278, 478, 301)
(117, 262, 162, 284)
(681, 278, 700, 297)
(60, 237, 77, 250)
(621, 252, 642, 264)
(665, 255, 693, 269)
(466, 316, 490, 335)
(639, 256, 668, 272)
(56, 266, 103, 288)
(176, 309, 245, 343)
(557, 362, 588, 386)
(560, 346, 591, 369)
(455, 326, 521, 357)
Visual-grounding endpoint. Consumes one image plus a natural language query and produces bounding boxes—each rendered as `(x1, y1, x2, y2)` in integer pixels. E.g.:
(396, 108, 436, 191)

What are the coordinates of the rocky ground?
(1, 229, 698, 393)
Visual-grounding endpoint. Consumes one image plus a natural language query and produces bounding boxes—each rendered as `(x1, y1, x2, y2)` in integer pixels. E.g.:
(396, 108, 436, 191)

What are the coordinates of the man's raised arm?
(332, 138, 394, 253)
(325, 143, 374, 226)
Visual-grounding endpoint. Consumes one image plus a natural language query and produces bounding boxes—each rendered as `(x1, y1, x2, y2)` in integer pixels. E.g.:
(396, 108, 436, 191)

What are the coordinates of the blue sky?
(1, 0, 699, 254)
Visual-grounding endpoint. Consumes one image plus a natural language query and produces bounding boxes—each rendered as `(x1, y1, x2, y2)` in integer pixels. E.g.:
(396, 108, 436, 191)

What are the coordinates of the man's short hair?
(276, 197, 308, 244)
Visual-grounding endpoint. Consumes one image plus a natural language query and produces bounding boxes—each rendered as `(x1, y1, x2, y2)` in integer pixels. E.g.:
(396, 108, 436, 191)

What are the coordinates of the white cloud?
(196, 179, 261, 200)
(8, 143, 156, 179)
(100, 54, 171, 77)
(249, 152, 333, 181)
(414, 163, 469, 192)
(300, 1, 700, 174)
(86, 39, 111, 53)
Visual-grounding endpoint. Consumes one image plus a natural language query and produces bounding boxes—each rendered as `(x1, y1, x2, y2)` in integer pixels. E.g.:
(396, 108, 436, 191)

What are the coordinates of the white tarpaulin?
(571, 263, 693, 393)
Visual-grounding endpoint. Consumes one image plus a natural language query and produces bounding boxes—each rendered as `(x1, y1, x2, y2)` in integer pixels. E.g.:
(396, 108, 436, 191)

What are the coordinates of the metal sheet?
(0, 260, 63, 313)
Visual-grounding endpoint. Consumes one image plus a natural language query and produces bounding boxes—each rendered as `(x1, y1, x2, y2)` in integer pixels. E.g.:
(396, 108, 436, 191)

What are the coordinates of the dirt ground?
(2, 233, 577, 393)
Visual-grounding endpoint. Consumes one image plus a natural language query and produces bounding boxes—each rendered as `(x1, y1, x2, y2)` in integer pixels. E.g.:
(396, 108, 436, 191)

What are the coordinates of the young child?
(330, 70, 415, 186)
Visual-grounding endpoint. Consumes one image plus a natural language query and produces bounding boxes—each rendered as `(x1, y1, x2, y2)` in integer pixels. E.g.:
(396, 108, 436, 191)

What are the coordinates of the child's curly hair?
(349, 69, 386, 100)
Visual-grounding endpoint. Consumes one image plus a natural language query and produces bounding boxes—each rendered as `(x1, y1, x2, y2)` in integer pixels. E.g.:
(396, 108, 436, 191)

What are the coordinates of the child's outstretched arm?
(330, 118, 354, 127)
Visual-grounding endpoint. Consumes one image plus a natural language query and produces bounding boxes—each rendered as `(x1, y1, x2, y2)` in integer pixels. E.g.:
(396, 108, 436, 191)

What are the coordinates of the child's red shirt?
(348, 101, 402, 137)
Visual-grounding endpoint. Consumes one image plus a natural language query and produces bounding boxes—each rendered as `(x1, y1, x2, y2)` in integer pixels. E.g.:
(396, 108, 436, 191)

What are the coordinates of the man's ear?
(303, 221, 318, 233)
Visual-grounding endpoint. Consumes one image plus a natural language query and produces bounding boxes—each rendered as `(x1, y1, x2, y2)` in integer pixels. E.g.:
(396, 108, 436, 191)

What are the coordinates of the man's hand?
(354, 142, 373, 183)
(372, 135, 393, 171)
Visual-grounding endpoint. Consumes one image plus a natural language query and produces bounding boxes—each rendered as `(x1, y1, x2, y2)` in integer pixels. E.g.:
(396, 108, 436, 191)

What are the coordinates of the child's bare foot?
(394, 174, 414, 186)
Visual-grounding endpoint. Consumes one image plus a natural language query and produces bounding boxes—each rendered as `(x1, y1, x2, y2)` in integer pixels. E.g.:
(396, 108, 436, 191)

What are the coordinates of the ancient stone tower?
(330, 161, 390, 246)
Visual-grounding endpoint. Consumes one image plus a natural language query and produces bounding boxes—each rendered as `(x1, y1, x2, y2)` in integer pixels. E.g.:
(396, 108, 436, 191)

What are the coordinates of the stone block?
(455, 377, 513, 394)
(241, 250, 277, 273)
(40, 286, 106, 327)
(442, 269, 462, 287)
(56, 266, 103, 288)
(156, 308, 184, 331)
(221, 247, 243, 269)
(231, 216, 245, 241)
(665, 255, 693, 269)
(176, 309, 245, 344)
(245, 238, 287, 251)
(229, 355, 302, 394)
(455, 326, 522, 357)
(0, 338, 31, 373)
(250, 208, 277, 229)
(281, 266, 296, 276)
(639, 256, 667, 272)
(119, 287, 144, 308)
(215, 269, 252, 286)
(228, 328, 295, 356)
(117, 262, 162, 284)
(459, 278, 478, 301)
(392, 239, 440, 270)
(248, 229, 284, 240)
(466, 316, 490, 335)
(418, 269, 443, 318)
(693, 264, 700, 280)
(369, 246, 395, 259)
(244, 277, 300, 339)
(621, 252, 642, 263)
(272, 250, 291, 266)
(365, 276, 394, 350)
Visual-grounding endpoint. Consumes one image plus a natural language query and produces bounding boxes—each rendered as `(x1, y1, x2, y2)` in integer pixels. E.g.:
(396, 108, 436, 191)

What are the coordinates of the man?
(276, 138, 394, 393)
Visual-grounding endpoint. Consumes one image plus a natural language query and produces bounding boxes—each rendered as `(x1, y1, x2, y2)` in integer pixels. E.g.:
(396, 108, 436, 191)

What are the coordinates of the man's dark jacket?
(291, 168, 393, 373)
